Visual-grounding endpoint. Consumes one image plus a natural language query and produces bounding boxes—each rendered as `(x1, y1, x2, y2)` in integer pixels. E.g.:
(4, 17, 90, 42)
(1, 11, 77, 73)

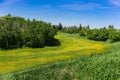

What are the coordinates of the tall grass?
(0, 46, 119, 80)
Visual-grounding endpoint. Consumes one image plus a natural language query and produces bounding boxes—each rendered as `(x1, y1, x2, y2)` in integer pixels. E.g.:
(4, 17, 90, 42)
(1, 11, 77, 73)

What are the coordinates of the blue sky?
(0, 0, 120, 28)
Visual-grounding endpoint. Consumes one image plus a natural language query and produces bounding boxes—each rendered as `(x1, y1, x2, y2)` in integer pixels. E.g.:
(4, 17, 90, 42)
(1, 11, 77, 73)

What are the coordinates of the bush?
(86, 28, 109, 41)
(79, 26, 120, 42)
(109, 29, 120, 43)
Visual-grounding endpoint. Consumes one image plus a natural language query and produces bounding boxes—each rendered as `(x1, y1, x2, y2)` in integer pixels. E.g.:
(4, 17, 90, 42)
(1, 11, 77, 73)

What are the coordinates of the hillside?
(0, 32, 110, 74)
(10, 43, 120, 80)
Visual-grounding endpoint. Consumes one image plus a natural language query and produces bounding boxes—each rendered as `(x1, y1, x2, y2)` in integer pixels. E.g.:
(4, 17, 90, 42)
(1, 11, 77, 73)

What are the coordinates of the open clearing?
(0, 32, 110, 74)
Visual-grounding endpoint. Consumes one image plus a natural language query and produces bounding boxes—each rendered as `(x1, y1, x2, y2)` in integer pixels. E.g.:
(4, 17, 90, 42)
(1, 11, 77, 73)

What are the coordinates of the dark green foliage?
(108, 25, 114, 29)
(0, 15, 24, 49)
(58, 23, 63, 30)
(79, 27, 89, 36)
(61, 23, 120, 42)
(108, 28, 120, 43)
(79, 25, 120, 42)
(53, 23, 63, 31)
(86, 28, 109, 41)
(62, 24, 89, 35)
(0, 14, 59, 49)
(62, 26, 80, 34)
(79, 29, 86, 36)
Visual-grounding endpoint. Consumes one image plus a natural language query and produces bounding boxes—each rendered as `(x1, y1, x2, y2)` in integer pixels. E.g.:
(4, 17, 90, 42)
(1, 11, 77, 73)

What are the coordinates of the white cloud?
(59, 3, 96, 11)
(0, 12, 4, 16)
(110, 0, 120, 7)
(59, 3, 111, 11)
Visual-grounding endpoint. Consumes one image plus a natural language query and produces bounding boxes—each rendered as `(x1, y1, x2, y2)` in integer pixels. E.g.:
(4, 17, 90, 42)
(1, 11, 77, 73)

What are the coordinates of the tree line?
(0, 14, 119, 50)
(0, 14, 59, 49)
(60, 24, 120, 43)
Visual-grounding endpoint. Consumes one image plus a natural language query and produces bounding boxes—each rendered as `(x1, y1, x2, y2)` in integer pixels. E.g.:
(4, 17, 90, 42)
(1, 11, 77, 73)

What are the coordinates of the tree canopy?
(61, 24, 120, 43)
(0, 14, 59, 49)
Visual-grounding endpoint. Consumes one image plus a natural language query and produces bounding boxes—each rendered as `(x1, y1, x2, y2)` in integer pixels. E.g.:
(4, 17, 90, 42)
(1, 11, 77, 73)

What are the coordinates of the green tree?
(58, 23, 63, 30)
(0, 14, 59, 49)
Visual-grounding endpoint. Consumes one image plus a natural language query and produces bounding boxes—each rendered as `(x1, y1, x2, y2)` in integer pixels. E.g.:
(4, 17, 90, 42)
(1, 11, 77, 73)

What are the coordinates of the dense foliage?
(85, 27, 120, 42)
(62, 26, 80, 34)
(61, 24, 120, 42)
(62, 24, 84, 34)
(0, 14, 119, 49)
(0, 14, 59, 49)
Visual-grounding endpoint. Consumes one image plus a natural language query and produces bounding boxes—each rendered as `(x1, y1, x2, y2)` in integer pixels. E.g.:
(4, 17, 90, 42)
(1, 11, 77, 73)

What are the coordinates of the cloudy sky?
(0, 0, 120, 28)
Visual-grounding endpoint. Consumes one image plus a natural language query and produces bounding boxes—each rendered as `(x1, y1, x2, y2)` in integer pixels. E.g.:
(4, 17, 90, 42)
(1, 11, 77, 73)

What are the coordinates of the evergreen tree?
(58, 23, 63, 30)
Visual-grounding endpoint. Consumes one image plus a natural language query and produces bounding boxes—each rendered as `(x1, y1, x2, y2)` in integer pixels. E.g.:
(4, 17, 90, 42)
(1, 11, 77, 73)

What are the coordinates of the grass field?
(0, 32, 110, 75)
(8, 44, 119, 80)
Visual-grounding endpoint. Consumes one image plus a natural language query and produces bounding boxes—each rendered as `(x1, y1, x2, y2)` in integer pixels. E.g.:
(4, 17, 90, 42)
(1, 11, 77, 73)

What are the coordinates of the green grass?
(0, 32, 115, 80)
(0, 32, 110, 74)
(0, 45, 119, 80)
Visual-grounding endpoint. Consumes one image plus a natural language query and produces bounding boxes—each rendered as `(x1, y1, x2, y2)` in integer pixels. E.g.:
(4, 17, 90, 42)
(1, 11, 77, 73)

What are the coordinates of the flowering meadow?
(0, 32, 110, 74)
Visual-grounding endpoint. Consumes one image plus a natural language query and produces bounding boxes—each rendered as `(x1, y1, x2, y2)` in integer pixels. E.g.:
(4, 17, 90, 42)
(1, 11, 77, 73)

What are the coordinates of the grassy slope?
(9, 44, 119, 80)
(0, 32, 110, 74)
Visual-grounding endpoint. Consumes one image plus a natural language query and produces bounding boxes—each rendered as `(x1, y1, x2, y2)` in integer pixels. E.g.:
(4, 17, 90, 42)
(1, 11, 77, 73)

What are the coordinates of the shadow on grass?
(45, 38, 61, 47)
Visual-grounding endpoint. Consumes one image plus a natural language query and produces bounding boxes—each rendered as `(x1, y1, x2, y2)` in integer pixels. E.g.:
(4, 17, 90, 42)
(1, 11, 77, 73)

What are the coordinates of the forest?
(0, 14, 120, 50)
(0, 14, 59, 49)
(61, 24, 120, 43)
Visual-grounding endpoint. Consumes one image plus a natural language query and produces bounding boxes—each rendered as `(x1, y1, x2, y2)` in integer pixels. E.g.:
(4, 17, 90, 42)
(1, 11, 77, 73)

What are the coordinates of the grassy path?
(0, 32, 110, 74)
